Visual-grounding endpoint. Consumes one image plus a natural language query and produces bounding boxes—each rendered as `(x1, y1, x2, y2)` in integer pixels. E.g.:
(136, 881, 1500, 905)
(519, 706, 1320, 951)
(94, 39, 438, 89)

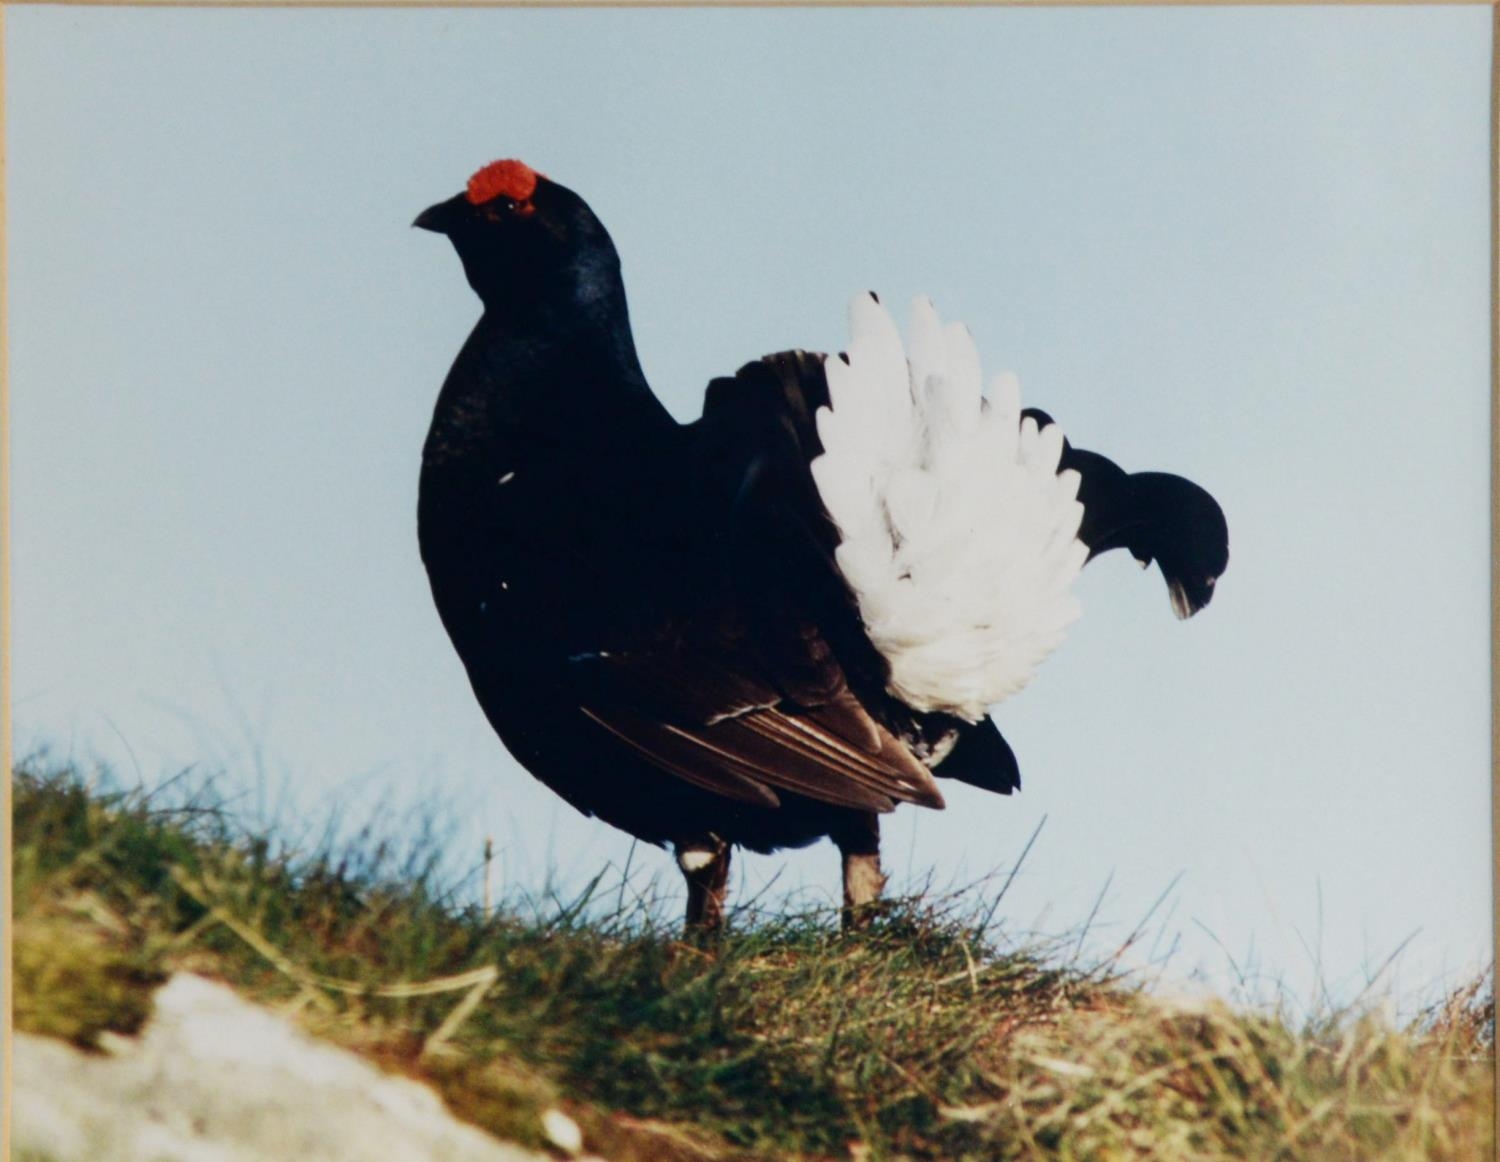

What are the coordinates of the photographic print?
(8, 5, 1493, 1159)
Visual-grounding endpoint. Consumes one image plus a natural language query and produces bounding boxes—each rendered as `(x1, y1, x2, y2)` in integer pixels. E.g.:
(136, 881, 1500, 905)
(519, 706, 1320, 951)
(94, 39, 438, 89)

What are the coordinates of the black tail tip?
(1132, 473, 1229, 620)
(1167, 573, 1219, 620)
(934, 717, 1021, 796)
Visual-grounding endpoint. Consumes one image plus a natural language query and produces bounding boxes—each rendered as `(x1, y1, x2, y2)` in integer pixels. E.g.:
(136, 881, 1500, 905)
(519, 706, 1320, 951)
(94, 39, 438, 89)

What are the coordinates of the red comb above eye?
(466, 159, 539, 206)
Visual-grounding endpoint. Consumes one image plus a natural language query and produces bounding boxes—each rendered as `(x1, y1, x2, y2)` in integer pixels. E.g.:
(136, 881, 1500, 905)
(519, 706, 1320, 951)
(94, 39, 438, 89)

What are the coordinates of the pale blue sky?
(8, 6, 1492, 1009)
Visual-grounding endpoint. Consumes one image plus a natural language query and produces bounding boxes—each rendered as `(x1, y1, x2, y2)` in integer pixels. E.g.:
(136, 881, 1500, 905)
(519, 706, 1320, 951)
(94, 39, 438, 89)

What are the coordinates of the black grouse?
(415, 159, 1229, 930)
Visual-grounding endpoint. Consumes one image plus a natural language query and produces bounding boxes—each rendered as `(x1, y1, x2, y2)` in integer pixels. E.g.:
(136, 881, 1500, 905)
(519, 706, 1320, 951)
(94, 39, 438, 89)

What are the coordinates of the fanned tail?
(810, 294, 1088, 722)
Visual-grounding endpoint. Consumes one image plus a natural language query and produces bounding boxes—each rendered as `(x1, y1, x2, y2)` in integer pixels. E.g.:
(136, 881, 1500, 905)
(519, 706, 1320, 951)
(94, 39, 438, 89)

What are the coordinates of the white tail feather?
(812, 295, 1087, 721)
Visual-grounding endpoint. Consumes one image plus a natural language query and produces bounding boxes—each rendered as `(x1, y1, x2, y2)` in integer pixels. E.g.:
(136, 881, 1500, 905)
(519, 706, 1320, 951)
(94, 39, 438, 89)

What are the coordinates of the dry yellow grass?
(12, 762, 1493, 1160)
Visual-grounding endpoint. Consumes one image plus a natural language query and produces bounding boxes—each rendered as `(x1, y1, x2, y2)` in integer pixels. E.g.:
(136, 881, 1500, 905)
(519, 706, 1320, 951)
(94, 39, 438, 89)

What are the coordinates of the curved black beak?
(413, 194, 467, 235)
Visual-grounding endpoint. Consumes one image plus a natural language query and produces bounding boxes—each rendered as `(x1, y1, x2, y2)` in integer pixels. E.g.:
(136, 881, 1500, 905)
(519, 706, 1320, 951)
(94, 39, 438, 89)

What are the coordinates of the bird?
(414, 159, 1229, 932)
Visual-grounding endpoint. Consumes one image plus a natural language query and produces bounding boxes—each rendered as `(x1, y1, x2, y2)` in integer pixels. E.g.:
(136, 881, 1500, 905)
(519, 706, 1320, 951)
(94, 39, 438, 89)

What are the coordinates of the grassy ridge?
(12, 762, 1494, 1160)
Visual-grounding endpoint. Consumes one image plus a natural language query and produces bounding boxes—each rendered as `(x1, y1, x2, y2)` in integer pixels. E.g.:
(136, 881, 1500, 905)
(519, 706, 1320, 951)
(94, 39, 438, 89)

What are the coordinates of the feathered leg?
(831, 812, 887, 929)
(677, 836, 731, 934)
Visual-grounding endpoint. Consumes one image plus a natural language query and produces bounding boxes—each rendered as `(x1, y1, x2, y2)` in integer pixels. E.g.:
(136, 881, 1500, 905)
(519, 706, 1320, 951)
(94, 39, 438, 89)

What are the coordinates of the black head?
(414, 159, 623, 318)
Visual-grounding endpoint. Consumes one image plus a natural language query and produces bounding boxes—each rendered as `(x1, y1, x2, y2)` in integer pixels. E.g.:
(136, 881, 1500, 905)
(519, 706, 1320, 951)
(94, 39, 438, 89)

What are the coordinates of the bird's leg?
(831, 812, 887, 930)
(677, 835, 731, 936)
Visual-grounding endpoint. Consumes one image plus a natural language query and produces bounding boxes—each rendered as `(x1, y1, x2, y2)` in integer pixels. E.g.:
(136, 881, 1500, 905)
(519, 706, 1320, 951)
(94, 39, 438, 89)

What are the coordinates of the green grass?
(12, 760, 1494, 1161)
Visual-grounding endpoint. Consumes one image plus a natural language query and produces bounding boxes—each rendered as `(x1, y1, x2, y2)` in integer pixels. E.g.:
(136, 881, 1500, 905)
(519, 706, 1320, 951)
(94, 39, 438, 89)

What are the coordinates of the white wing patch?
(810, 294, 1088, 722)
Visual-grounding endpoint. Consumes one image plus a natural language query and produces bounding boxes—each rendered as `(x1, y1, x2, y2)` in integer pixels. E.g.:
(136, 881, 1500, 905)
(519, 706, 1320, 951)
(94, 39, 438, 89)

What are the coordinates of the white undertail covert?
(810, 295, 1089, 722)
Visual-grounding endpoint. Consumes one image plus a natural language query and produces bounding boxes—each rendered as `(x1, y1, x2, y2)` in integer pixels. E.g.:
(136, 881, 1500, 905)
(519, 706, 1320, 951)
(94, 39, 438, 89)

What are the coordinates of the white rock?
(541, 1108, 584, 1155)
(13, 973, 546, 1162)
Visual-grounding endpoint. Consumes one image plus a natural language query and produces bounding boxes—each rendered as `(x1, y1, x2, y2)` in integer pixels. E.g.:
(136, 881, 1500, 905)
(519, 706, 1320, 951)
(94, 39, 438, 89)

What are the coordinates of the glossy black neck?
(422, 282, 670, 471)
